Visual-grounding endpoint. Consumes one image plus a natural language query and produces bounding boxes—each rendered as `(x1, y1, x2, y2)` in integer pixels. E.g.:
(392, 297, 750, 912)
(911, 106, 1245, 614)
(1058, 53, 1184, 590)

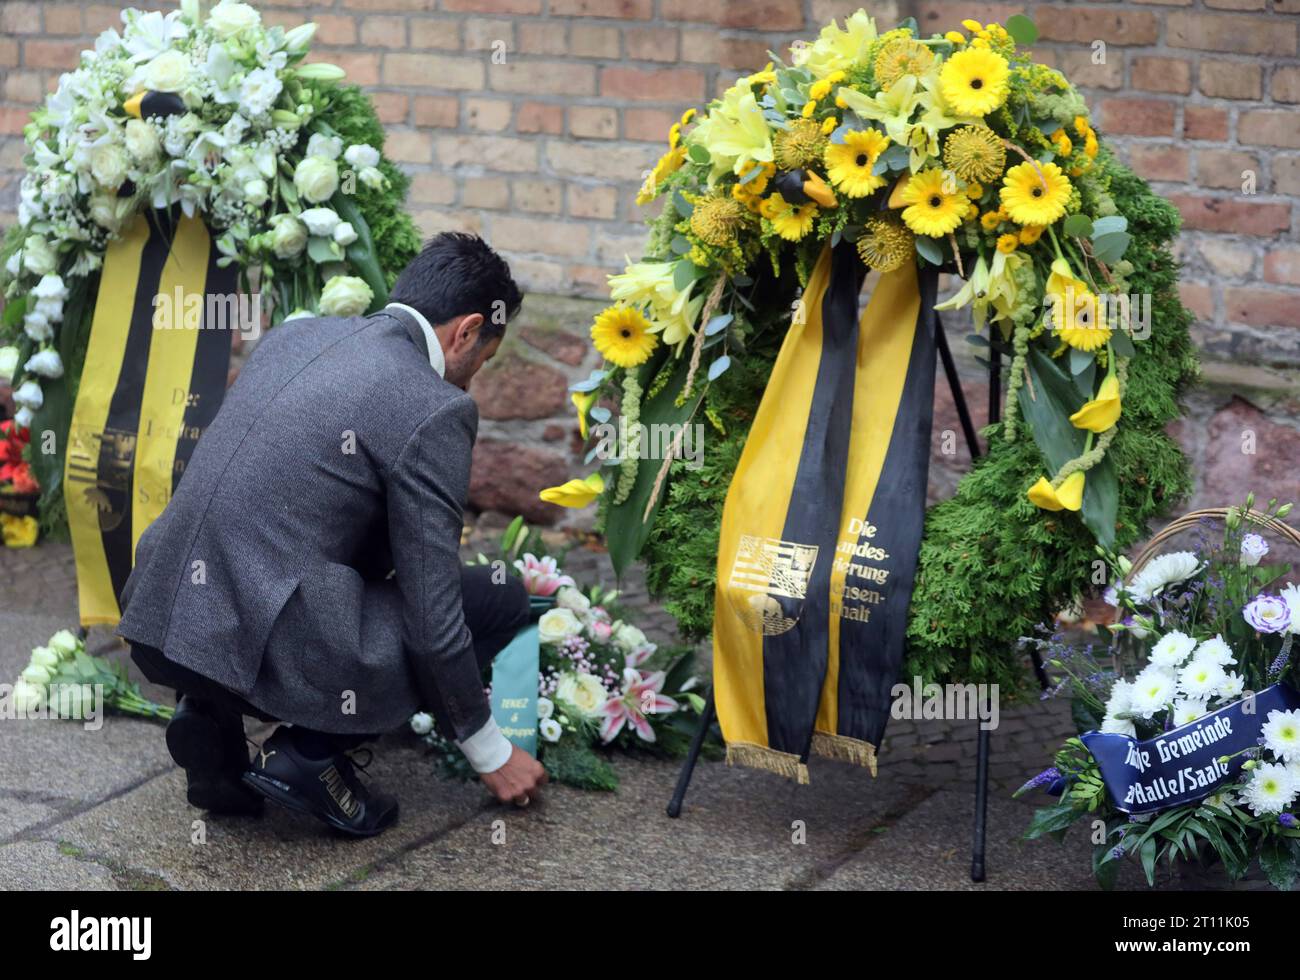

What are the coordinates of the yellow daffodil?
(899, 168, 965, 237)
(939, 47, 1010, 117)
(825, 128, 889, 198)
(572, 389, 597, 440)
(1000, 161, 1072, 226)
(540, 472, 605, 509)
(686, 80, 774, 183)
(1069, 373, 1122, 433)
(1027, 472, 1085, 512)
(799, 10, 878, 78)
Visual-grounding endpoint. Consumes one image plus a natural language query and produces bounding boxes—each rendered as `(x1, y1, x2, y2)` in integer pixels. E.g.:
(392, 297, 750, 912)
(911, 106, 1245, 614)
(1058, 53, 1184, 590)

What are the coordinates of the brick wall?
(2, 1, 1299, 525)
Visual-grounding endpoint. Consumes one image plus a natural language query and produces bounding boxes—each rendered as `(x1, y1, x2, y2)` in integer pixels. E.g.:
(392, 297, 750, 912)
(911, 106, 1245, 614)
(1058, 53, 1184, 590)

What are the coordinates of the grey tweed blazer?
(117, 308, 488, 737)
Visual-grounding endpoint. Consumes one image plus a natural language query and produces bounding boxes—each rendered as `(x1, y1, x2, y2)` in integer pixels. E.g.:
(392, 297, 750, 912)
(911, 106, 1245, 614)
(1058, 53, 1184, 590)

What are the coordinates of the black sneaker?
(242, 727, 398, 838)
(165, 696, 263, 817)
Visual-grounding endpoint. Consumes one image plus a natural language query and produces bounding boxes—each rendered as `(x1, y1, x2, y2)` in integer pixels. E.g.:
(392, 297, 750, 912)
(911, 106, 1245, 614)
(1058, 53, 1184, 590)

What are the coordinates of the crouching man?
(117, 233, 547, 837)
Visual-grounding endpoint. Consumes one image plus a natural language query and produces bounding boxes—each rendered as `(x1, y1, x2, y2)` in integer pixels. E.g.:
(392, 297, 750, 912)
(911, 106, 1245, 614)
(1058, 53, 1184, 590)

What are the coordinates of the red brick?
(1224, 288, 1300, 328)
(550, 0, 653, 16)
(1199, 60, 1262, 100)
(624, 108, 677, 142)
(1184, 106, 1229, 141)
(21, 40, 84, 70)
(1264, 249, 1300, 287)
(0, 107, 31, 135)
(516, 102, 564, 135)
(44, 6, 82, 34)
(409, 18, 462, 49)
(318, 52, 381, 87)
(570, 25, 621, 58)
(370, 93, 409, 126)
(313, 14, 358, 46)
(1204, 0, 1266, 8)
(1168, 195, 1291, 235)
(1273, 67, 1300, 104)
(661, 0, 806, 29)
(1038, 7, 1160, 46)
(360, 15, 407, 48)
(1178, 281, 1213, 321)
(1099, 99, 1176, 137)
(599, 66, 705, 102)
(680, 31, 772, 71)
(489, 62, 596, 97)
(442, 0, 542, 12)
(568, 106, 618, 139)
(82, 5, 123, 33)
(1196, 149, 1260, 190)
(1167, 12, 1297, 56)
(1276, 155, 1300, 197)
(1127, 145, 1189, 182)
(1131, 57, 1191, 95)
(384, 53, 482, 89)
(517, 23, 567, 55)
(1239, 110, 1300, 149)
(413, 96, 459, 128)
(0, 3, 41, 34)
(626, 27, 680, 62)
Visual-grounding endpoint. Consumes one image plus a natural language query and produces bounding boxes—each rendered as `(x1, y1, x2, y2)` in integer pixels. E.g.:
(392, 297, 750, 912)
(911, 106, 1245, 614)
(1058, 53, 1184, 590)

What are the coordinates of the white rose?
(11, 679, 43, 713)
(47, 630, 81, 658)
(0, 346, 19, 383)
(243, 178, 268, 205)
(89, 193, 133, 232)
(30, 647, 60, 669)
(344, 144, 380, 169)
(555, 672, 607, 719)
(13, 380, 43, 411)
(612, 622, 647, 653)
(537, 607, 583, 645)
(293, 155, 339, 203)
(332, 221, 357, 246)
(555, 586, 591, 617)
(24, 349, 63, 379)
(539, 718, 562, 743)
(22, 236, 57, 277)
(124, 119, 161, 163)
(269, 213, 307, 258)
(283, 308, 315, 321)
(207, 0, 261, 39)
(306, 133, 343, 161)
(90, 143, 129, 191)
(144, 49, 190, 92)
(299, 207, 340, 237)
(536, 696, 554, 720)
(318, 275, 373, 317)
(358, 165, 387, 190)
(409, 711, 434, 735)
(21, 663, 51, 687)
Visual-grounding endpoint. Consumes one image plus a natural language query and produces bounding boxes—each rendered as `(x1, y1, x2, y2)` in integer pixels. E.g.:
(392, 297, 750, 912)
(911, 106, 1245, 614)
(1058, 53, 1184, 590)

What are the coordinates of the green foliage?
(541, 740, 620, 791)
(640, 157, 1199, 698)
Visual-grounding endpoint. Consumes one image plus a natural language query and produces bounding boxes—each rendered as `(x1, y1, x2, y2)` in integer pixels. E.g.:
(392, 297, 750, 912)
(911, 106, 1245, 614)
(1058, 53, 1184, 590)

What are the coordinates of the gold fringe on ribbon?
(810, 731, 878, 776)
(725, 741, 810, 785)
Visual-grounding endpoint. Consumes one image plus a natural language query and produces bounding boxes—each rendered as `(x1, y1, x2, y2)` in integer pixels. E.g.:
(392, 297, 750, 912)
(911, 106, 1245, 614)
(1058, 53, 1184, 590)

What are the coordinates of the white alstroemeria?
(344, 144, 380, 169)
(1240, 762, 1297, 816)
(299, 207, 340, 237)
(122, 10, 189, 62)
(1172, 698, 1208, 727)
(13, 380, 44, 411)
(24, 349, 64, 379)
(1178, 658, 1226, 701)
(1126, 551, 1202, 603)
(1129, 665, 1176, 720)
(240, 67, 283, 117)
(1240, 532, 1269, 567)
(409, 711, 434, 735)
(332, 221, 357, 246)
(306, 133, 343, 161)
(1262, 709, 1300, 764)
(1150, 630, 1197, 669)
(539, 717, 562, 743)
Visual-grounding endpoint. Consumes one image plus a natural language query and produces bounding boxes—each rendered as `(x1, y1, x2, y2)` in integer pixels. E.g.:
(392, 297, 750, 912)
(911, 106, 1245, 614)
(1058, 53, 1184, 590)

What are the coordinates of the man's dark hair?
(389, 232, 523, 343)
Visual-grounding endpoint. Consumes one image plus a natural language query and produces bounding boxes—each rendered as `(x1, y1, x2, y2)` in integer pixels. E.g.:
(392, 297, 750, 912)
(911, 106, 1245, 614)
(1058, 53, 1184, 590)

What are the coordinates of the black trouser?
(132, 565, 530, 755)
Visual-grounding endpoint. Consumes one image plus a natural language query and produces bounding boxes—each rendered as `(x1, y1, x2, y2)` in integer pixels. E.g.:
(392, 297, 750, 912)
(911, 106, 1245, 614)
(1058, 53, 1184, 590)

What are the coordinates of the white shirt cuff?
(456, 716, 514, 774)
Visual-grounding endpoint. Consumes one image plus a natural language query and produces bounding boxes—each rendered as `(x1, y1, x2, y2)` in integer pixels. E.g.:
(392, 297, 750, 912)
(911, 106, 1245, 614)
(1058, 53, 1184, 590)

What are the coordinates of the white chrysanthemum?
(1178, 659, 1226, 700)
(1218, 671, 1246, 702)
(1240, 762, 1298, 816)
(1192, 635, 1235, 667)
(1172, 698, 1208, 727)
(1262, 709, 1300, 764)
(1104, 678, 1134, 718)
(1150, 631, 1197, 669)
(1101, 715, 1136, 737)
(1127, 551, 1201, 602)
(1130, 666, 1177, 720)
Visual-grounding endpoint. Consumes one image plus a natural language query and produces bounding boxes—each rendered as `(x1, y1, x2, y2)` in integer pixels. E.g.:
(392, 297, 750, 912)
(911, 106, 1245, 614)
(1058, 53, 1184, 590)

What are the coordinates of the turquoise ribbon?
(490, 623, 540, 757)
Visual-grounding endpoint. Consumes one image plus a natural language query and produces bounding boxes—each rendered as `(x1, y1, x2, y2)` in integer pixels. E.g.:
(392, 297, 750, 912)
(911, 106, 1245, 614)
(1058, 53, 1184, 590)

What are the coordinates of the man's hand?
(479, 744, 548, 807)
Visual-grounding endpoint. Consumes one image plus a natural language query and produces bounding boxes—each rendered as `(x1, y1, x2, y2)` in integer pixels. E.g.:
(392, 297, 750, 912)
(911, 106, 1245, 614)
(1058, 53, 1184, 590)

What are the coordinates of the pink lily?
(624, 643, 657, 669)
(600, 669, 677, 743)
(513, 553, 574, 597)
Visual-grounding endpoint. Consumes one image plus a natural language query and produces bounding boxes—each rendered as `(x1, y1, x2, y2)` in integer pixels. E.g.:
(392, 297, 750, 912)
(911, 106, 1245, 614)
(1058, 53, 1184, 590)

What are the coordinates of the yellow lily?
(799, 10, 878, 78)
(572, 389, 597, 440)
(539, 472, 605, 509)
(686, 80, 773, 183)
(836, 75, 921, 149)
(1027, 472, 1085, 512)
(1069, 373, 1121, 433)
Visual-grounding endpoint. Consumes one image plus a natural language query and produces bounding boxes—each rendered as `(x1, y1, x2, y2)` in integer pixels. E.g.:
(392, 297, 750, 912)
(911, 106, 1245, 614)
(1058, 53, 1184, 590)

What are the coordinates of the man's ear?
(448, 312, 485, 354)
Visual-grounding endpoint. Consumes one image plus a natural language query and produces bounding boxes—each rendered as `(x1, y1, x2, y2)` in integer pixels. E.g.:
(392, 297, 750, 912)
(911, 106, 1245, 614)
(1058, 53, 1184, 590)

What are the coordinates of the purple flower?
(1280, 813, 1298, 829)
(1016, 766, 1061, 795)
(1244, 594, 1292, 634)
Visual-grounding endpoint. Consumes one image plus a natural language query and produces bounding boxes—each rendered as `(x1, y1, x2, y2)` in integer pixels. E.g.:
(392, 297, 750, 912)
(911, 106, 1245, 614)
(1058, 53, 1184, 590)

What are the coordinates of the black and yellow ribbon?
(713, 242, 938, 782)
(65, 208, 234, 625)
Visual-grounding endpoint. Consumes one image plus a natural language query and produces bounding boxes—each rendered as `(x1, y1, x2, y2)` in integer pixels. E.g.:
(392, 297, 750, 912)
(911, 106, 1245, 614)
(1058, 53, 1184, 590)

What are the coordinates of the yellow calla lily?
(571, 390, 597, 440)
(886, 172, 911, 209)
(1069, 374, 1121, 433)
(1027, 472, 1085, 512)
(801, 170, 838, 208)
(539, 472, 605, 509)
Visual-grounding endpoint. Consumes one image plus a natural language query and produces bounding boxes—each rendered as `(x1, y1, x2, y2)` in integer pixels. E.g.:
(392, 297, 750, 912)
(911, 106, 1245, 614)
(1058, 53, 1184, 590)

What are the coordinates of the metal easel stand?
(665, 316, 1048, 885)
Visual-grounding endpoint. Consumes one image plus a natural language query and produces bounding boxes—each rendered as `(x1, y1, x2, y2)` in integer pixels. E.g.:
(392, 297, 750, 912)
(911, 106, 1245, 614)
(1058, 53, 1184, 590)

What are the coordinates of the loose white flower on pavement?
(1192, 634, 1234, 667)
(1262, 709, 1300, 764)
(1178, 659, 1226, 701)
(1240, 762, 1298, 816)
(1129, 666, 1176, 720)
(47, 630, 81, 658)
(11, 679, 44, 713)
(1172, 698, 1208, 727)
(1240, 532, 1269, 567)
(540, 718, 562, 743)
(409, 712, 434, 735)
(1150, 630, 1197, 669)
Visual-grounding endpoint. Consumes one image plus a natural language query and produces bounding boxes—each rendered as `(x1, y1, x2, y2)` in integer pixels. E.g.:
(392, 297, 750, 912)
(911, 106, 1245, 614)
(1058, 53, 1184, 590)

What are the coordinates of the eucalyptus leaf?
(569, 369, 607, 393)
(707, 354, 731, 381)
(1091, 215, 1128, 237)
(1063, 214, 1094, 238)
(589, 406, 611, 423)
(671, 235, 692, 254)
(687, 144, 710, 164)
(673, 190, 693, 218)
(673, 259, 697, 291)
(914, 236, 943, 266)
(1006, 13, 1039, 45)
(704, 313, 733, 336)
(1111, 329, 1136, 358)
(1092, 231, 1131, 265)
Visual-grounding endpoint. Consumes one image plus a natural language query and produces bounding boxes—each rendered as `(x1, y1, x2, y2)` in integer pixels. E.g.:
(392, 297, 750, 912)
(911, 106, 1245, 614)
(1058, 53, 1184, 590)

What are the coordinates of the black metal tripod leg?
(971, 725, 990, 882)
(666, 689, 716, 818)
(934, 313, 982, 461)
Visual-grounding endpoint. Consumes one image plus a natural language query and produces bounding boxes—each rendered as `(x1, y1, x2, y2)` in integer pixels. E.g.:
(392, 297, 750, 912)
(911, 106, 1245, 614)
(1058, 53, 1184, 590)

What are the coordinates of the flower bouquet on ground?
(412, 518, 710, 791)
(8, 629, 175, 723)
(1018, 497, 1300, 890)
(0, 418, 40, 547)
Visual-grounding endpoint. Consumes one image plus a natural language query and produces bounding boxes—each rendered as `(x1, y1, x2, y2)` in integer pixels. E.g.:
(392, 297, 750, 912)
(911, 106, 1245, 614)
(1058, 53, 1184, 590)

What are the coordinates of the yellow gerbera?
(591, 305, 658, 368)
(636, 145, 686, 205)
(539, 472, 605, 509)
(899, 169, 965, 238)
(825, 129, 890, 198)
(1044, 258, 1110, 351)
(760, 192, 818, 241)
(999, 160, 1072, 226)
(939, 47, 1010, 117)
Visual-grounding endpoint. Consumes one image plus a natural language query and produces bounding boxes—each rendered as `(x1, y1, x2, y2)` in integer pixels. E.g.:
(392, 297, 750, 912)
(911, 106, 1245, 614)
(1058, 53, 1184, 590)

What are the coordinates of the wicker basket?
(1128, 506, 1300, 574)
